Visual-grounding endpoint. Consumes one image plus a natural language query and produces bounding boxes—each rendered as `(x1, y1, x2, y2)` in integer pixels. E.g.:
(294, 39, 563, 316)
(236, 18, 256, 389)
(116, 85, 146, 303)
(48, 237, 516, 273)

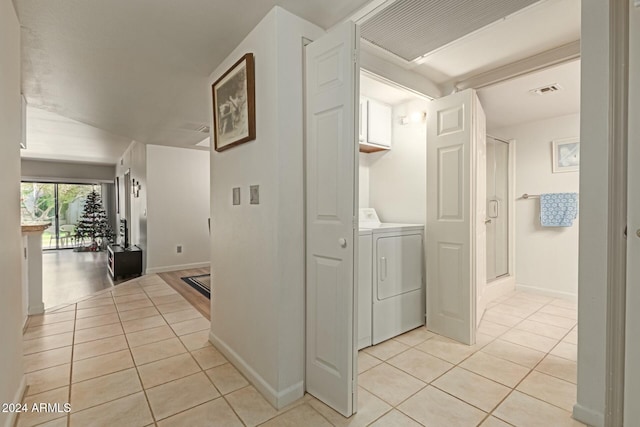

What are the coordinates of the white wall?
(208, 7, 323, 408)
(492, 113, 580, 297)
(574, 0, 610, 425)
(0, 1, 26, 425)
(367, 99, 428, 224)
(21, 159, 115, 183)
(359, 153, 370, 208)
(146, 145, 210, 273)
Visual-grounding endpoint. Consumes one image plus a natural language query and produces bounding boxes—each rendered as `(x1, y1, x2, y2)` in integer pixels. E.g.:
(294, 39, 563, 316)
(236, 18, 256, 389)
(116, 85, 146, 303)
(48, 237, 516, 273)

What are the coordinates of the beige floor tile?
(536, 355, 577, 384)
(48, 304, 76, 313)
(116, 298, 154, 312)
(118, 306, 160, 322)
(162, 308, 204, 325)
(74, 323, 123, 344)
(170, 317, 210, 336)
(69, 391, 153, 427)
(414, 335, 476, 364)
(179, 330, 211, 351)
(392, 326, 434, 347)
(23, 332, 73, 355)
(131, 337, 187, 366)
(137, 353, 201, 388)
(73, 334, 128, 361)
(564, 329, 578, 345)
(358, 363, 426, 406)
(364, 339, 410, 361)
(24, 346, 72, 373)
(74, 313, 120, 330)
(515, 319, 571, 340)
(25, 363, 71, 396)
(76, 297, 114, 310)
(358, 351, 382, 374)
(111, 285, 145, 296)
(149, 293, 185, 306)
(75, 305, 117, 319)
(225, 385, 278, 427)
(141, 283, 174, 293)
(261, 403, 331, 427)
(460, 351, 530, 387)
(32, 417, 68, 427)
(23, 321, 75, 340)
(482, 311, 523, 327)
(517, 371, 577, 411)
(71, 349, 134, 383)
(28, 311, 76, 327)
(528, 312, 577, 329)
(493, 391, 584, 427)
(539, 304, 577, 320)
(433, 367, 510, 412)
(71, 368, 142, 412)
(113, 293, 150, 304)
(500, 329, 559, 353)
(550, 298, 578, 310)
(191, 345, 227, 370)
(205, 363, 249, 395)
(17, 386, 69, 427)
(482, 339, 545, 368)
(398, 386, 486, 427)
(370, 409, 421, 426)
(122, 315, 167, 333)
(156, 301, 195, 314)
(145, 288, 178, 298)
(481, 415, 514, 426)
(386, 348, 453, 383)
(478, 320, 510, 337)
(146, 372, 220, 420)
(309, 387, 391, 427)
(157, 398, 243, 427)
(126, 325, 176, 348)
(551, 342, 577, 361)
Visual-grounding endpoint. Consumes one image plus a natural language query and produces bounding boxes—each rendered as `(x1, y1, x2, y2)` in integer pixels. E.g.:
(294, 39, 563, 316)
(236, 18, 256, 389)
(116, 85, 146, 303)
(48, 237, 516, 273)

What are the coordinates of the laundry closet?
(357, 71, 429, 349)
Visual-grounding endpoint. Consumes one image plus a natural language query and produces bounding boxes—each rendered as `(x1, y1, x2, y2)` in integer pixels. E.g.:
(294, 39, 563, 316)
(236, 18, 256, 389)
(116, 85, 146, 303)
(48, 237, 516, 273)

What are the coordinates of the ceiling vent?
(361, 0, 539, 62)
(178, 122, 211, 133)
(530, 84, 563, 95)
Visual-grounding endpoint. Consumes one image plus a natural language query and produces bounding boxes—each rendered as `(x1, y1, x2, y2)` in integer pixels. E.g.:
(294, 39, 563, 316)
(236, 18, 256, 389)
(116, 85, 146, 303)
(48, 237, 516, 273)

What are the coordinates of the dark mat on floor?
(180, 274, 211, 299)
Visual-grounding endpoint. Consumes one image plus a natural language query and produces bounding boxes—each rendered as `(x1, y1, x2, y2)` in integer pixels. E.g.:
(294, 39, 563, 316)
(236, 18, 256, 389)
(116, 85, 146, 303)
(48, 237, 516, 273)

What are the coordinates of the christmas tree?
(75, 190, 113, 250)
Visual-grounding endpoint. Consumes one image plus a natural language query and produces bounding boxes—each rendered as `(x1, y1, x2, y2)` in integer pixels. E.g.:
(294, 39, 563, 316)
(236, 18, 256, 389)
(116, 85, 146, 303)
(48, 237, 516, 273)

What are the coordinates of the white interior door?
(474, 96, 487, 327)
(305, 21, 359, 417)
(426, 89, 486, 345)
(625, 2, 640, 423)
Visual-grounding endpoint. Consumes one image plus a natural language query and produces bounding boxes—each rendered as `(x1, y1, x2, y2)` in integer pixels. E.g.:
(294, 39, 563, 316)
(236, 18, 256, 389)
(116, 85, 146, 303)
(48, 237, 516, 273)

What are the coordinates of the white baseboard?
(209, 330, 304, 409)
(515, 283, 577, 302)
(4, 376, 26, 427)
(146, 261, 210, 275)
(573, 403, 604, 427)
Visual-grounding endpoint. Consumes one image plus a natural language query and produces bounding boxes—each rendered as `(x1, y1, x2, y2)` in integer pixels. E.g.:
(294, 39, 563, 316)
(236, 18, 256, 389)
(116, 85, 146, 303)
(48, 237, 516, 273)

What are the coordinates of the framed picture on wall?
(552, 137, 580, 173)
(115, 177, 120, 214)
(212, 53, 256, 152)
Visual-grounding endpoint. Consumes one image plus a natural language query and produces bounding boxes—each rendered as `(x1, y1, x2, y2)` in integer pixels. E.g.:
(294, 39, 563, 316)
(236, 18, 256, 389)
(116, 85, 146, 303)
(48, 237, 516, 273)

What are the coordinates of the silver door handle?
(488, 199, 499, 219)
(338, 238, 347, 248)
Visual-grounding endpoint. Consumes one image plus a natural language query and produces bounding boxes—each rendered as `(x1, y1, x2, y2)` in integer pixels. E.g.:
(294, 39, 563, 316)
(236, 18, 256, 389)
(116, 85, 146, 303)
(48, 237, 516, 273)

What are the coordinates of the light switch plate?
(232, 187, 241, 205)
(250, 185, 259, 205)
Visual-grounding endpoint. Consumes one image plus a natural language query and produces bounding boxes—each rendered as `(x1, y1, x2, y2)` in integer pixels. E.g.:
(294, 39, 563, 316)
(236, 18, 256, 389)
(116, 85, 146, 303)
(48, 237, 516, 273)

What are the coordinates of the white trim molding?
(4, 376, 26, 427)
(573, 403, 605, 427)
(145, 262, 210, 275)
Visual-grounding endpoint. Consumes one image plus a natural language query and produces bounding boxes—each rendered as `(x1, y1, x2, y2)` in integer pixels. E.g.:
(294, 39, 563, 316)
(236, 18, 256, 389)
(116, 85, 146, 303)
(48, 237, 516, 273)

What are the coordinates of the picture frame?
(552, 137, 580, 173)
(212, 53, 256, 152)
(115, 177, 120, 214)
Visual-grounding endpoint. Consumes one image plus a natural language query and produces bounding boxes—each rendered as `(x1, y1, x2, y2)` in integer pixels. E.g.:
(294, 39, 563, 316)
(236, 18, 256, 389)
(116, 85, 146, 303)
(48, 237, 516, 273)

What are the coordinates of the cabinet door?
(359, 97, 367, 142)
(367, 99, 392, 148)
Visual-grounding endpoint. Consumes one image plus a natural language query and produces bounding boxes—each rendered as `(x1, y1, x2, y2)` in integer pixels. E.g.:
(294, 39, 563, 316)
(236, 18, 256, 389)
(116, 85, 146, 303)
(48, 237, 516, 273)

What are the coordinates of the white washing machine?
(359, 208, 425, 346)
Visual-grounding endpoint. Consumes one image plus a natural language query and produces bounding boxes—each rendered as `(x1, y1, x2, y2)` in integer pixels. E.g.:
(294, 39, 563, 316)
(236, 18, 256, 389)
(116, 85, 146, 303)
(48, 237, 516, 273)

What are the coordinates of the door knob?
(485, 219, 492, 225)
(338, 238, 347, 248)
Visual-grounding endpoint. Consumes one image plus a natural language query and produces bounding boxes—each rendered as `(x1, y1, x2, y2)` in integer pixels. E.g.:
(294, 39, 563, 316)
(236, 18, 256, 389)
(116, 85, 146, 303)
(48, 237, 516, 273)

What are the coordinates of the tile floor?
(20, 276, 584, 427)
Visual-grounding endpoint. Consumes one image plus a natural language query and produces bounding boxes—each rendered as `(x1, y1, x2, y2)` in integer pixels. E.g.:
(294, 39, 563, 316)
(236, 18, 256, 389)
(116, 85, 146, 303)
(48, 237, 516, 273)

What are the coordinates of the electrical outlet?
(232, 187, 241, 205)
(250, 185, 259, 205)
(176, 245, 183, 254)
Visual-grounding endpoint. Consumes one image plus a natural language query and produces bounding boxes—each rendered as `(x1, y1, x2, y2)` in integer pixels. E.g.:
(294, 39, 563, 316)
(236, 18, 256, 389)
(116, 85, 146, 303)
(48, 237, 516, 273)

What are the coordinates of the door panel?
(376, 234, 423, 300)
(305, 21, 359, 417)
(426, 89, 485, 345)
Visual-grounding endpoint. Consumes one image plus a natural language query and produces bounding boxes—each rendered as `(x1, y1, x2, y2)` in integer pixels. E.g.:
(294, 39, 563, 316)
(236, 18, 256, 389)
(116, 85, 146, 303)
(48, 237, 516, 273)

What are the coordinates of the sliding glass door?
(486, 137, 510, 281)
(20, 182, 102, 250)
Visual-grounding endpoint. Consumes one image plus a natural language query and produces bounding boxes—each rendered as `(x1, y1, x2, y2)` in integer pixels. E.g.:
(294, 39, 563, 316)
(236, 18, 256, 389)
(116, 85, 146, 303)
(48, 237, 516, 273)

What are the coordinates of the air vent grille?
(361, 0, 539, 62)
(530, 84, 563, 95)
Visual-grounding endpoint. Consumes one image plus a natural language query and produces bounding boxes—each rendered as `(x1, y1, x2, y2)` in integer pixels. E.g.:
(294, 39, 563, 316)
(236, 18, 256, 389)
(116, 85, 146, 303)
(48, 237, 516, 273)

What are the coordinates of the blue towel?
(540, 193, 579, 227)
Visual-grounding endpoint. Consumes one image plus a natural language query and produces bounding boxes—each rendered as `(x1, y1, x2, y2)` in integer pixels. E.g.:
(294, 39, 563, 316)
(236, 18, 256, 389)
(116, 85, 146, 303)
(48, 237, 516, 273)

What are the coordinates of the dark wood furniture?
(107, 244, 142, 280)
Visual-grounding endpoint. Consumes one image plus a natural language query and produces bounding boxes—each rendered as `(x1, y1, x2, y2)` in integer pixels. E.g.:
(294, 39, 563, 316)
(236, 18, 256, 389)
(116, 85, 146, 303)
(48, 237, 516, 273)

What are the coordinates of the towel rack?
(521, 193, 540, 199)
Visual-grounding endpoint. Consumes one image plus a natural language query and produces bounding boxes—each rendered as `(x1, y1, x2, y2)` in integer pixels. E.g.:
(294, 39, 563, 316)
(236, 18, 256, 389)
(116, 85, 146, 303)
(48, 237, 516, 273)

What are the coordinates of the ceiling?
(17, 0, 371, 164)
(18, 0, 581, 164)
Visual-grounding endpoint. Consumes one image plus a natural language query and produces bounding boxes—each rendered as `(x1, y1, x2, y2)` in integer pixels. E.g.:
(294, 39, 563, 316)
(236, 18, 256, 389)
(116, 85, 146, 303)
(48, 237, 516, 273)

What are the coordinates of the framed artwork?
(552, 137, 580, 173)
(115, 177, 120, 214)
(212, 53, 256, 152)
